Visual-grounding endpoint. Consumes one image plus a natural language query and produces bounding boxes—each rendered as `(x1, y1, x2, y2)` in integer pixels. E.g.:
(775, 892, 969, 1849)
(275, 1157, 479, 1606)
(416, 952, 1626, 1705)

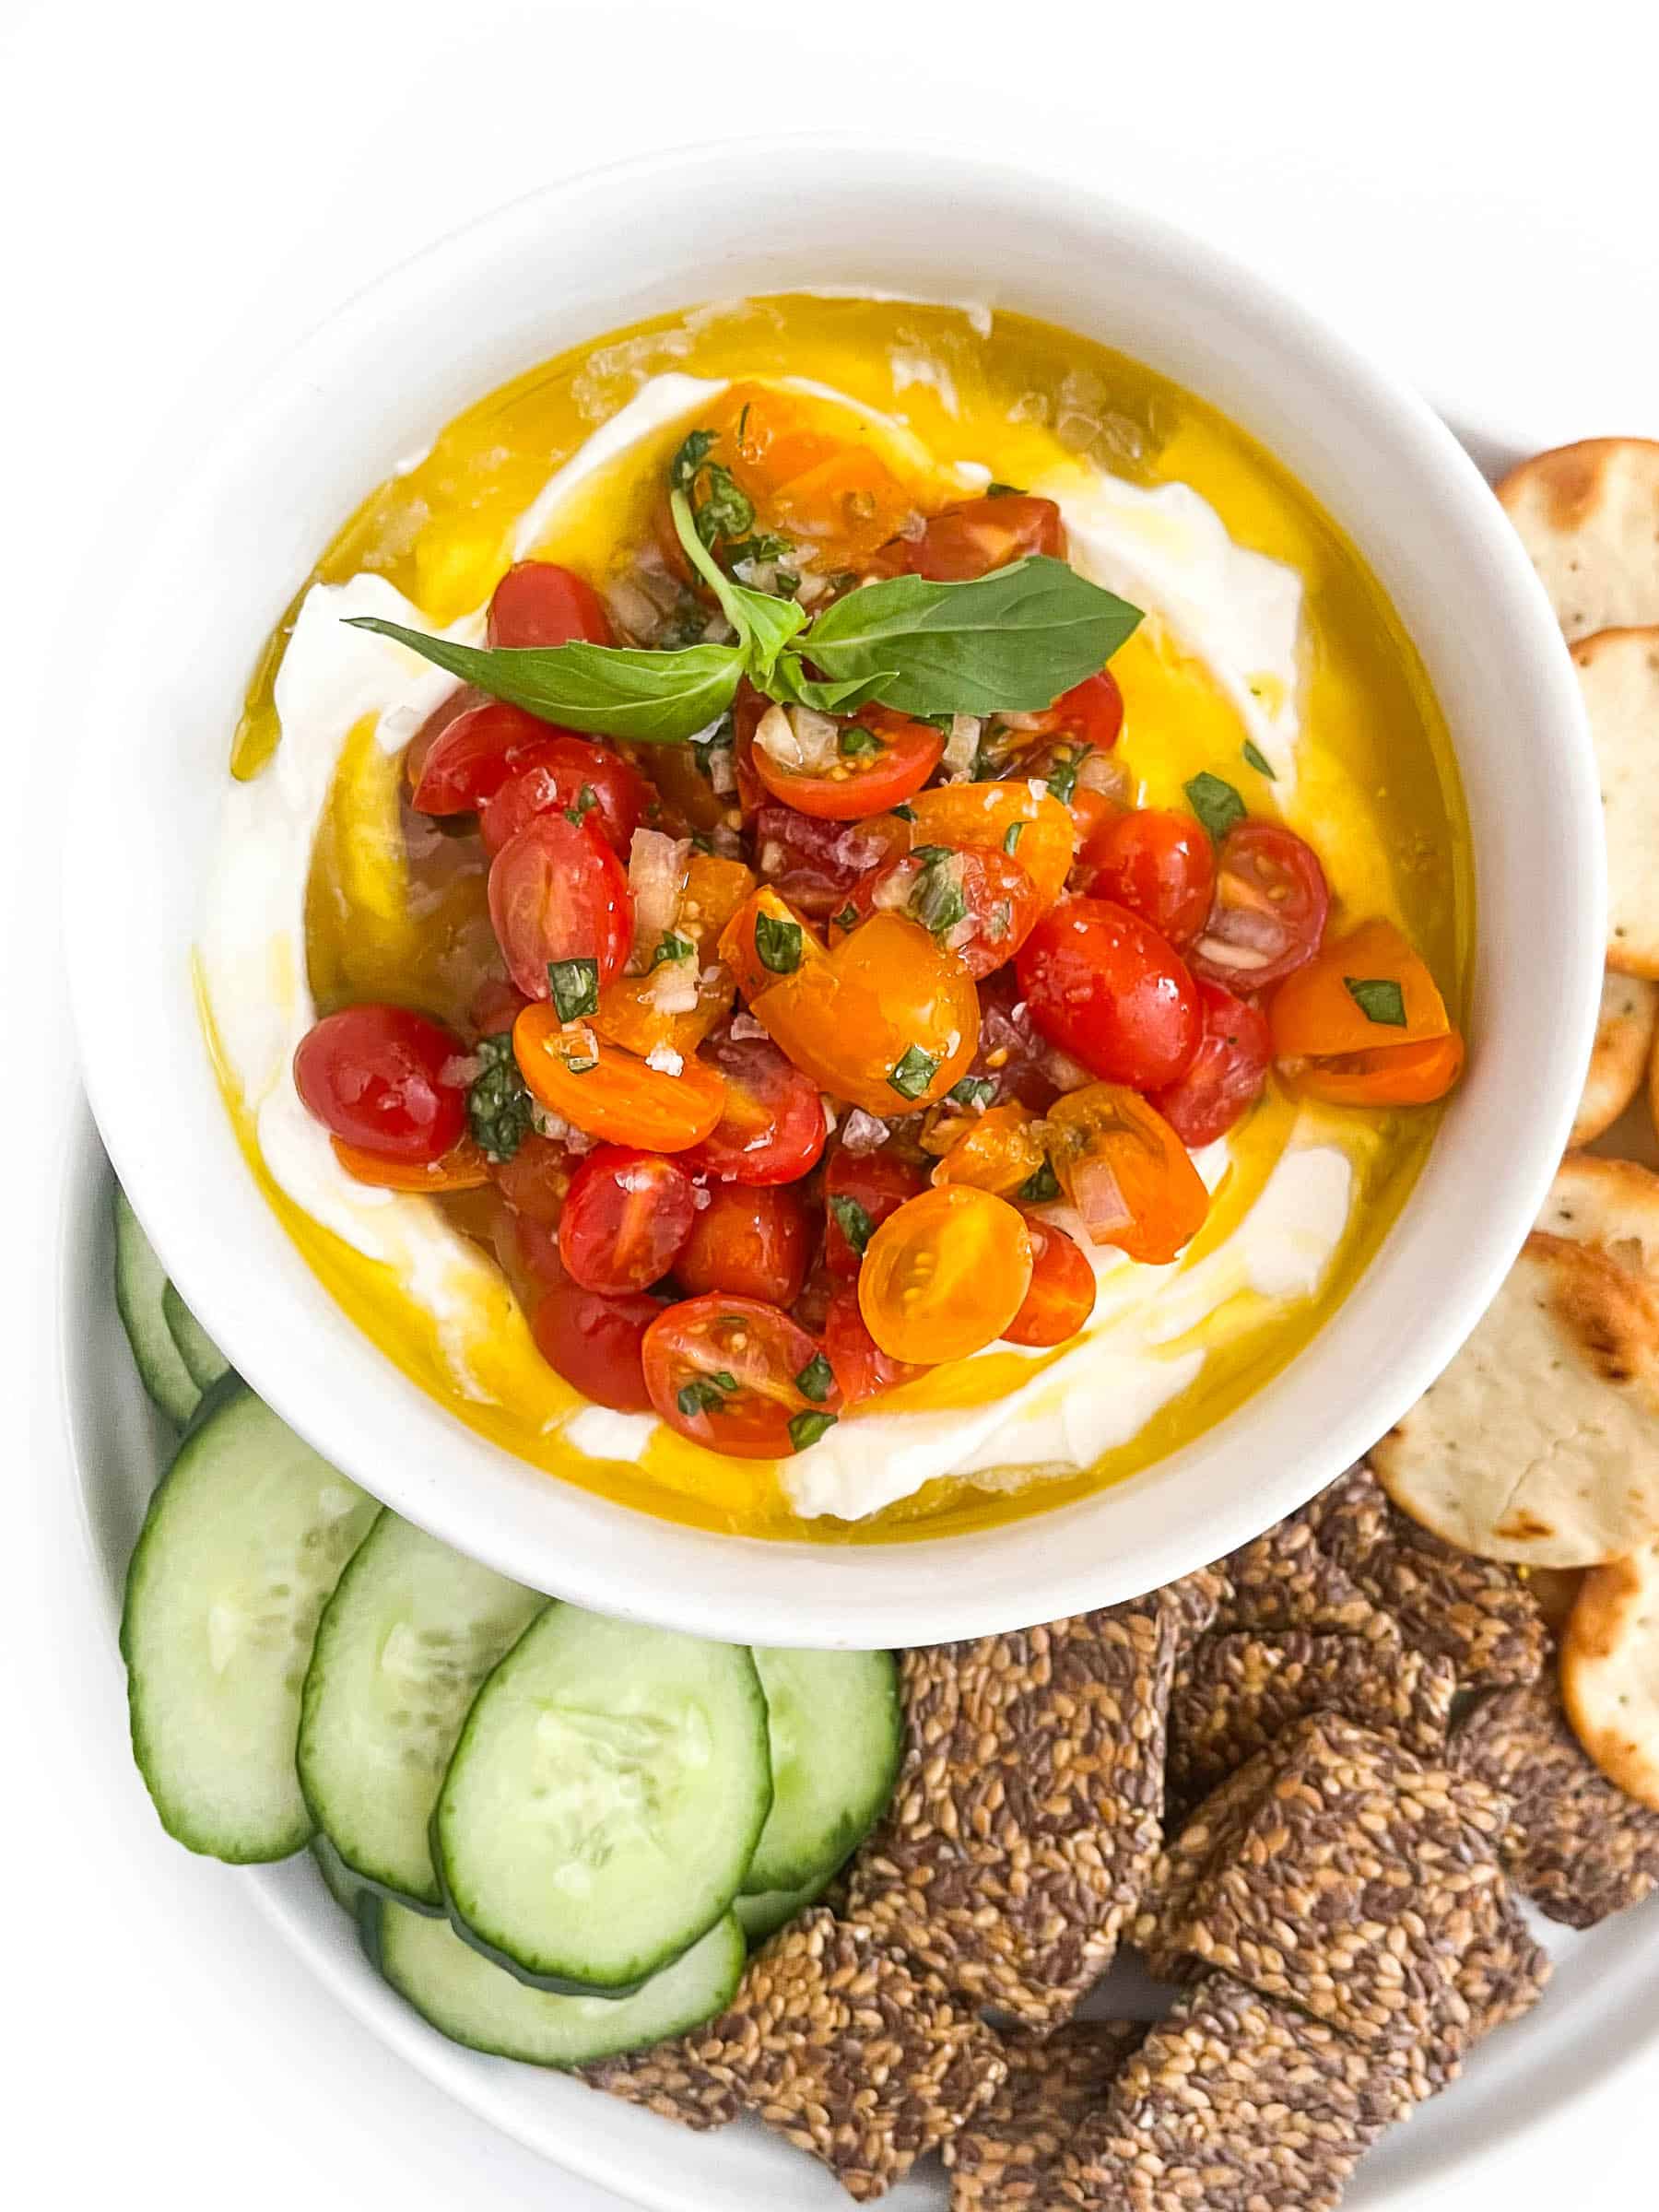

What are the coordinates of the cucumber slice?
(435, 1607, 771, 1992)
(745, 1647, 902, 1894)
(299, 1513, 546, 1909)
(162, 1280, 230, 1394)
(734, 1875, 831, 1946)
(113, 1186, 200, 1425)
(312, 1833, 369, 1918)
(121, 1386, 380, 1861)
(370, 1897, 745, 2066)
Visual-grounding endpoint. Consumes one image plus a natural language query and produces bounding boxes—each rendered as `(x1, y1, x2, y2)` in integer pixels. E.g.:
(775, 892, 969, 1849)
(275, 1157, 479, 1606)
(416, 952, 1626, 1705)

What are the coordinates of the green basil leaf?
(794, 1352, 835, 1404)
(796, 556, 1142, 717)
(650, 932, 695, 971)
(767, 653, 899, 716)
(914, 856, 967, 936)
(829, 1193, 875, 1256)
(547, 959, 599, 1021)
(830, 900, 859, 932)
(465, 1032, 535, 1162)
(677, 1376, 731, 1418)
(838, 723, 880, 758)
(1241, 738, 1277, 781)
(948, 1075, 998, 1109)
(1018, 1157, 1061, 1204)
(1183, 771, 1247, 844)
(670, 429, 718, 489)
(1344, 976, 1408, 1028)
(788, 1409, 839, 1451)
(1045, 747, 1082, 805)
(692, 464, 755, 547)
(670, 489, 806, 681)
(1003, 820, 1025, 854)
(755, 911, 804, 975)
(342, 617, 745, 745)
(888, 1042, 942, 1100)
(984, 480, 1026, 498)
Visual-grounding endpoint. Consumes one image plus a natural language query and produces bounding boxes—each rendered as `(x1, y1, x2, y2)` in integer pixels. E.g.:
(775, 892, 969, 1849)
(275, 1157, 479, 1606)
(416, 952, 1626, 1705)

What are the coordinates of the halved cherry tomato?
(678, 852, 760, 948)
(676, 1184, 812, 1306)
(513, 1009, 727, 1151)
(831, 845, 1041, 979)
(1189, 821, 1329, 993)
(1147, 982, 1272, 1148)
(488, 561, 613, 649)
(592, 965, 735, 1063)
(684, 1032, 827, 1185)
(717, 887, 831, 1003)
(824, 1287, 929, 1406)
(715, 382, 917, 567)
(403, 686, 479, 799)
(491, 1131, 571, 1226)
(1045, 1084, 1209, 1264)
(1287, 1030, 1465, 1107)
(411, 700, 553, 816)
(752, 803, 913, 918)
(492, 1200, 568, 1300)
(1083, 807, 1216, 947)
(928, 1101, 1047, 1197)
(750, 710, 944, 821)
(557, 1146, 697, 1293)
(1003, 1219, 1097, 1347)
(905, 782, 1076, 910)
(824, 1147, 928, 1277)
(488, 814, 633, 1001)
(857, 1185, 1033, 1363)
(642, 1293, 841, 1456)
(532, 1283, 658, 1412)
(1043, 670, 1125, 753)
(1017, 897, 1202, 1090)
(1268, 918, 1451, 1058)
(903, 493, 1065, 581)
(294, 1004, 467, 1163)
(331, 1135, 491, 1191)
(479, 736, 648, 857)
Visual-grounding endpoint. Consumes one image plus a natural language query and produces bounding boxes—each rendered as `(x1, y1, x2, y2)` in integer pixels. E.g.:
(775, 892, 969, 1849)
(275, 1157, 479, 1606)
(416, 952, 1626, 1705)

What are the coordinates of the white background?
(6, 1, 1659, 2205)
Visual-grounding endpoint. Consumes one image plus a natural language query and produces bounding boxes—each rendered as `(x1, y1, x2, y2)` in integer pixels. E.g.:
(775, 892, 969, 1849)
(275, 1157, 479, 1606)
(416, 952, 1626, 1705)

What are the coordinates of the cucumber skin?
(735, 1874, 833, 1946)
(745, 1648, 903, 1893)
(112, 1186, 200, 1427)
(162, 1280, 231, 1394)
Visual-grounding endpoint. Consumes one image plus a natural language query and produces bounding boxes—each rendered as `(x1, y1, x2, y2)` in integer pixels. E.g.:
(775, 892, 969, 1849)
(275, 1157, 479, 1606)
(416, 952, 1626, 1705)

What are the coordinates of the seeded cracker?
(1208, 1510, 1393, 1641)
(1456, 1679, 1659, 1927)
(580, 2041, 743, 2132)
(844, 1600, 1182, 2028)
(942, 2018, 1147, 2212)
(677, 1909, 1004, 2199)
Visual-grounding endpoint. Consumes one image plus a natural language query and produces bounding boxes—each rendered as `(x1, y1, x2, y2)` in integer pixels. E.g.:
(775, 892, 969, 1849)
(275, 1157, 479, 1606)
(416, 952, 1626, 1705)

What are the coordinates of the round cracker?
(1561, 1540, 1659, 1810)
(1572, 971, 1659, 1144)
(1536, 1154, 1659, 1292)
(1497, 438, 1659, 641)
(1571, 627, 1659, 979)
(1372, 1232, 1659, 1567)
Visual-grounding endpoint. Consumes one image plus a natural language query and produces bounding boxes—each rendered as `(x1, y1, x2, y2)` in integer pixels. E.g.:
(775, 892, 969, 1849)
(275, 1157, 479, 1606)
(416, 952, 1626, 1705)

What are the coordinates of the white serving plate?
(61, 1087, 1659, 2212)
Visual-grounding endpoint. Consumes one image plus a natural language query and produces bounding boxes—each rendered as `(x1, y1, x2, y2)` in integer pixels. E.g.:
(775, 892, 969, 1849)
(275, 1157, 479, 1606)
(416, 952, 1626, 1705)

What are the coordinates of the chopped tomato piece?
(531, 1283, 658, 1412)
(750, 709, 944, 821)
(294, 1004, 467, 1164)
(1268, 918, 1451, 1058)
(1045, 1084, 1209, 1264)
(1003, 1220, 1097, 1347)
(490, 1131, 571, 1226)
(676, 1184, 813, 1306)
(903, 493, 1065, 581)
(558, 1146, 698, 1293)
(478, 735, 648, 857)
(1017, 897, 1202, 1090)
(1188, 821, 1329, 993)
(928, 1101, 1048, 1198)
(1083, 807, 1217, 947)
(684, 1032, 827, 1185)
(678, 852, 759, 947)
(331, 1135, 492, 1191)
(1287, 1030, 1465, 1107)
(824, 1287, 929, 1406)
(824, 1147, 927, 1278)
(905, 782, 1076, 910)
(411, 700, 555, 816)
(1147, 982, 1272, 1148)
(857, 1185, 1033, 1364)
(642, 1293, 841, 1456)
(513, 1009, 726, 1151)
(717, 886, 830, 1003)
(751, 803, 912, 918)
(487, 561, 613, 649)
(488, 814, 633, 1002)
(832, 844, 1041, 979)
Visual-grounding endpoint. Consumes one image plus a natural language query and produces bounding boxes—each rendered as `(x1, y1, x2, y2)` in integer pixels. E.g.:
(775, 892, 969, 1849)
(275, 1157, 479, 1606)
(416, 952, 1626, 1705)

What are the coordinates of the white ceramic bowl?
(65, 138, 1602, 1648)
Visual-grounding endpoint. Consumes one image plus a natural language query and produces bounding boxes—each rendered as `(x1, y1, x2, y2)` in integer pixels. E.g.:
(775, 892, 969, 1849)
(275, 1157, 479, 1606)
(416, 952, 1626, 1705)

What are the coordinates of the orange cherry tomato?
(711, 382, 918, 567)
(928, 1102, 1048, 1198)
(903, 493, 1065, 581)
(1004, 1220, 1097, 1347)
(679, 852, 759, 947)
(857, 1185, 1033, 1364)
(1268, 918, 1451, 1059)
(676, 1184, 813, 1307)
(824, 1286, 929, 1406)
(513, 1007, 726, 1151)
(1045, 1083, 1209, 1265)
(641, 1293, 841, 1456)
(750, 711, 944, 821)
(591, 965, 735, 1062)
(331, 1135, 492, 1192)
(905, 782, 1077, 911)
(831, 845, 1041, 980)
(1287, 1029, 1465, 1107)
(717, 887, 830, 1003)
(491, 1131, 571, 1226)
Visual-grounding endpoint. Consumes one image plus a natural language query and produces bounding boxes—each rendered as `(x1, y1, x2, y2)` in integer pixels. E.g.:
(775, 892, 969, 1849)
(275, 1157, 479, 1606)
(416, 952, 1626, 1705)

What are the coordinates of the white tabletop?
(6, 1, 1658, 2205)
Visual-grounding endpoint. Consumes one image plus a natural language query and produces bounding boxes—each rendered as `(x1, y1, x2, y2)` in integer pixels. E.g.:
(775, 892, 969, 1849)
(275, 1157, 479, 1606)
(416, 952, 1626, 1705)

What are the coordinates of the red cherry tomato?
(824, 1287, 929, 1406)
(1016, 897, 1202, 1090)
(751, 804, 913, 919)
(750, 712, 944, 821)
(411, 700, 552, 816)
(480, 736, 648, 858)
(1046, 669, 1124, 753)
(676, 1184, 812, 1306)
(1188, 821, 1330, 993)
(531, 1283, 658, 1412)
(293, 1005, 466, 1163)
(493, 1201, 569, 1301)
(488, 561, 613, 649)
(558, 1146, 697, 1293)
(683, 1032, 827, 1185)
(831, 845, 1041, 980)
(1147, 981, 1272, 1147)
(490, 1131, 571, 1227)
(1003, 1219, 1098, 1347)
(1083, 808, 1217, 947)
(823, 1147, 927, 1277)
(488, 814, 633, 1001)
(904, 493, 1065, 581)
(642, 1294, 840, 1457)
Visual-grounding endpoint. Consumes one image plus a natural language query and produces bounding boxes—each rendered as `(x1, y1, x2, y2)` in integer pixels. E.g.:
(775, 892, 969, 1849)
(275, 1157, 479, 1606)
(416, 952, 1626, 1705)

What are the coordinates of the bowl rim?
(64, 133, 1604, 1645)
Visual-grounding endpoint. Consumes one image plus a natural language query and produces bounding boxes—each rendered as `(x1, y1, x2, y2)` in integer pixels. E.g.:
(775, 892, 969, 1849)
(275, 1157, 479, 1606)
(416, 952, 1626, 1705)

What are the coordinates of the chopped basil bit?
(755, 910, 805, 975)
(985, 480, 1026, 498)
(788, 1409, 839, 1452)
(650, 932, 695, 970)
(564, 783, 597, 826)
(827, 570, 859, 594)
(547, 958, 600, 1021)
(909, 844, 952, 863)
(710, 1369, 739, 1392)
(1344, 975, 1408, 1028)
(465, 1031, 534, 1162)
(794, 1351, 835, 1403)
(831, 900, 859, 932)
(829, 1193, 875, 1256)
(1184, 771, 1246, 844)
(1045, 747, 1083, 805)
(891, 803, 915, 821)
(921, 712, 957, 734)
(973, 727, 1007, 779)
(693, 462, 755, 547)
(888, 1042, 942, 1100)
(563, 1053, 599, 1075)
(724, 529, 791, 569)
(838, 723, 880, 758)
(689, 831, 715, 854)
(949, 1075, 998, 1109)
(670, 428, 718, 489)
(1003, 820, 1025, 854)
(1018, 1157, 1061, 1204)
(1241, 738, 1277, 780)
(677, 1376, 731, 1418)
(913, 857, 967, 936)
(774, 567, 800, 595)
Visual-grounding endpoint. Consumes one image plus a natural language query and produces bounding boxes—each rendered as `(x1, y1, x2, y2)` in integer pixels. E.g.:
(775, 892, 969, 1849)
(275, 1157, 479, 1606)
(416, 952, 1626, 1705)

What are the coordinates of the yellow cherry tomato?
(928, 1101, 1048, 1197)
(904, 781, 1077, 910)
(1045, 1083, 1209, 1264)
(857, 1185, 1033, 1363)
(513, 1006, 726, 1150)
